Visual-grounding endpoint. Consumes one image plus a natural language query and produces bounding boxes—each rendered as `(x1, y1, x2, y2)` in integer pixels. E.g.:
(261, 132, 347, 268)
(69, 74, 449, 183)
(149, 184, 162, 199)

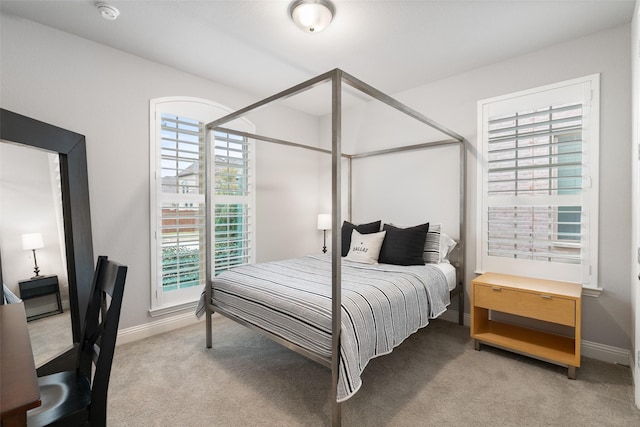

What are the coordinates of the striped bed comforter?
(196, 254, 450, 402)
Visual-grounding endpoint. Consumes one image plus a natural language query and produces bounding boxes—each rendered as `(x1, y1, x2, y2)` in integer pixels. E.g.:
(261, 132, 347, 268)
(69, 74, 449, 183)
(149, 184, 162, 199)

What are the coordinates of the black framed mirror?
(0, 109, 94, 351)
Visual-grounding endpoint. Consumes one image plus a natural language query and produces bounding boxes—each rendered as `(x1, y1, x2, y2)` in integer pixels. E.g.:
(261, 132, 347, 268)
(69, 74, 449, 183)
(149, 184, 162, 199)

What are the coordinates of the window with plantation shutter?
(213, 132, 253, 276)
(159, 114, 205, 299)
(150, 98, 255, 311)
(477, 75, 599, 287)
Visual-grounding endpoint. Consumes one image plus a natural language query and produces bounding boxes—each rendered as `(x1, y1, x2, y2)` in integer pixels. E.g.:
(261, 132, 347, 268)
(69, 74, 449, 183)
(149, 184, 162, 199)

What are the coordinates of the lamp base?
(31, 249, 41, 278)
(322, 230, 328, 253)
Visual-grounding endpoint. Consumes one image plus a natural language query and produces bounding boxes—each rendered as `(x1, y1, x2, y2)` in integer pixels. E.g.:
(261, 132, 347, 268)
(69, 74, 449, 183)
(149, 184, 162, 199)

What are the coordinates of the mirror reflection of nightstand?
(18, 275, 63, 321)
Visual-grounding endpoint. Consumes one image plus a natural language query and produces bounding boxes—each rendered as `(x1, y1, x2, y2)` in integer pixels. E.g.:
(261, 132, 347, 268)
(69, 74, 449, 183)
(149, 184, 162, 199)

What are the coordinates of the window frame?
(149, 97, 255, 313)
(476, 75, 600, 288)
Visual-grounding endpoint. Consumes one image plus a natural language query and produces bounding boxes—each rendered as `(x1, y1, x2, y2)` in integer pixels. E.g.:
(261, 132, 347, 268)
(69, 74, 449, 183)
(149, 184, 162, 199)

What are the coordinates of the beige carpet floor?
(106, 315, 640, 427)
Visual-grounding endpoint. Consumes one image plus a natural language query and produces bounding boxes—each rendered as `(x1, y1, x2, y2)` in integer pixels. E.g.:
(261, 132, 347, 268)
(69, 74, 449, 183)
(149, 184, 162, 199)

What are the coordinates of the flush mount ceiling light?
(96, 2, 120, 21)
(289, 0, 335, 33)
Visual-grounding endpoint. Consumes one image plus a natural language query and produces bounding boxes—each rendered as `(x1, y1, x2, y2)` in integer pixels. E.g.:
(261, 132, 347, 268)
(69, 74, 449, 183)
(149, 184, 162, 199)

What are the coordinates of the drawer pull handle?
(541, 295, 552, 299)
(492, 286, 502, 291)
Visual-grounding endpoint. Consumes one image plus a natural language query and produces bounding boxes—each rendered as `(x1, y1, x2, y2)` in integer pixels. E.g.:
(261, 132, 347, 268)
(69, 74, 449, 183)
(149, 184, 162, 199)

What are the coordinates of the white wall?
(630, 1, 640, 406)
(0, 13, 324, 329)
(327, 25, 632, 350)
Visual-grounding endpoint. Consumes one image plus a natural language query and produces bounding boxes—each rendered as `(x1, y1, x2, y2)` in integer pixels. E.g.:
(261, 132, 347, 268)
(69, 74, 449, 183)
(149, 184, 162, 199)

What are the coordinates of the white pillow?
(345, 229, 387, 264)
(439, 232, 457, 263)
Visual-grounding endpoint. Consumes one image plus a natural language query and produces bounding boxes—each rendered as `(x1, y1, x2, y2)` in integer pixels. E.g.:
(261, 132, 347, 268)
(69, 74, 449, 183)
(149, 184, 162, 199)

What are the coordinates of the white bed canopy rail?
(203, 68, 467, 427)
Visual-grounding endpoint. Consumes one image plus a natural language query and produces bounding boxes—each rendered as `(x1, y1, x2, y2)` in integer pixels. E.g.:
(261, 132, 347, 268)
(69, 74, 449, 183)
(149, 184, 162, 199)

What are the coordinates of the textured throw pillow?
(378, 223, 428, 266)
(345, 229, 386, 264)
(423, 223, 441, 263)
(341, 220, 382, 257)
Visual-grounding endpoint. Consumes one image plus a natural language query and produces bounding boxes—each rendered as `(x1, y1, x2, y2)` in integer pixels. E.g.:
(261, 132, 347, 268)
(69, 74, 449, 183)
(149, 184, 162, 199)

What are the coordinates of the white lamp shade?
(317, 214, 332, 230)
(290, 0, 334, 33)
(22, 233, 44, 250)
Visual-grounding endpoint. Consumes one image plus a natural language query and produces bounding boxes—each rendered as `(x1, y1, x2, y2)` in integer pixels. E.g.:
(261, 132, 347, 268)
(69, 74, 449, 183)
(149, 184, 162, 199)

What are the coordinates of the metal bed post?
(205, 125, 213, 348)
(330, 69, 343, 427)
(459, 139, 467, 326)
(348, 157, 353, 222)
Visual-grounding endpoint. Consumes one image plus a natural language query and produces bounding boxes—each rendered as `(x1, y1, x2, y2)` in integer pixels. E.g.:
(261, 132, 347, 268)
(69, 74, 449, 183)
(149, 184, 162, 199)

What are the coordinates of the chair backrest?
(77, 255, 127, 427)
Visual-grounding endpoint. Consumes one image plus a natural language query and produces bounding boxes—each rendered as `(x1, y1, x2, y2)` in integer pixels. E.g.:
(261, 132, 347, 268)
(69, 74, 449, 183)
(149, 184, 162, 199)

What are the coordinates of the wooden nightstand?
(470, 272, 582, 379)
(18, 275, 63, 321)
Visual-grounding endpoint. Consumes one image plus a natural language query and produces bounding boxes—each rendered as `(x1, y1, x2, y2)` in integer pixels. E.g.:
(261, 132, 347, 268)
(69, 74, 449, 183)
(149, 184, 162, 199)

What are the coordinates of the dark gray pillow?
(378, 223, 429, 266)
(341, 220, 381, 257)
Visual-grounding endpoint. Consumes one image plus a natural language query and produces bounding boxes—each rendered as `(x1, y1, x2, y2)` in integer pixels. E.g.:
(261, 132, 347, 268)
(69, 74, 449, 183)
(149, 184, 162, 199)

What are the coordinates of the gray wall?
(630, 2, 639, 396)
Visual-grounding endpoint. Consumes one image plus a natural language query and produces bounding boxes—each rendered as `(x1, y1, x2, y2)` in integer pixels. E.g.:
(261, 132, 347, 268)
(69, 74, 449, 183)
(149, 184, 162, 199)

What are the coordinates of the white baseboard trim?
(117, 311, 201, 346)
(582, 339, 631, 366)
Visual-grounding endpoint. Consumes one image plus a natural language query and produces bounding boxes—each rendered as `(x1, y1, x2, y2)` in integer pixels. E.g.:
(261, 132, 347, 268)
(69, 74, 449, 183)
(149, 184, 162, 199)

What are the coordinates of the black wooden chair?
(27, 256, 128, 427)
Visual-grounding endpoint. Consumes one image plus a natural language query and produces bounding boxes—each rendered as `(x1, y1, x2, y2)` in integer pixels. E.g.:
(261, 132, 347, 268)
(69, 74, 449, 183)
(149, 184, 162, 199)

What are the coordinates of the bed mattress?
(434, 262, 457, 291)
(197, 254, 451, 402)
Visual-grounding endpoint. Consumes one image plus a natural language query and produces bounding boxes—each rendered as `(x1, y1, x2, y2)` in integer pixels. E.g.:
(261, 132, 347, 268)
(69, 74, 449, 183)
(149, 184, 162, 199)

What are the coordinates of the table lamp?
(22, 233, 44, 278)
(317, 214, 331, 253)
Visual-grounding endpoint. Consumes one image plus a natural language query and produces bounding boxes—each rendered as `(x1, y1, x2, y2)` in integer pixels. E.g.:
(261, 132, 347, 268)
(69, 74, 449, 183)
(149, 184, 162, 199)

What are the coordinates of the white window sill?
(149, 300, 198, 318)
(582, 286, 602, 298)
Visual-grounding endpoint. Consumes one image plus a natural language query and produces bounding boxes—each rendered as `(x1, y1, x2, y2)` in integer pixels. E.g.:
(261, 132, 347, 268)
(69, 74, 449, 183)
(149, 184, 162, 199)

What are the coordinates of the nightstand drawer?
(18, 275, 63, 321)
(474, 283, 576, 327)
(19, 275, 58, 298)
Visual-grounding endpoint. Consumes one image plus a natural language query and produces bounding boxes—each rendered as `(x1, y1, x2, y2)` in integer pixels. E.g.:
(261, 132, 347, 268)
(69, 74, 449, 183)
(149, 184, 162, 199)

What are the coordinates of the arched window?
(150, 97, 255, 312)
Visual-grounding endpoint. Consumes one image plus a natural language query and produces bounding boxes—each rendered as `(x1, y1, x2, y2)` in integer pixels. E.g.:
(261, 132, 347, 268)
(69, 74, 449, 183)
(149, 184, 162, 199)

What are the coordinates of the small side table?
(470, 272, 581, 379)
(18, 275, 63, 321)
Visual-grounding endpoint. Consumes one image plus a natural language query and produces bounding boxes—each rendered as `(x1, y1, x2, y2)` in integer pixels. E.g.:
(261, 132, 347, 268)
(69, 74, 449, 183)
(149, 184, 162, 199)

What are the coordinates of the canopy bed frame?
(202, 69, 467, 427)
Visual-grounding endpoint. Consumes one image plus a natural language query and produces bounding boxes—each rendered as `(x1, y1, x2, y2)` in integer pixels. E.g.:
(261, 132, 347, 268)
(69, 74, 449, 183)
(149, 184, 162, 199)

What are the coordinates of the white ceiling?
(1, 0, 636, 115)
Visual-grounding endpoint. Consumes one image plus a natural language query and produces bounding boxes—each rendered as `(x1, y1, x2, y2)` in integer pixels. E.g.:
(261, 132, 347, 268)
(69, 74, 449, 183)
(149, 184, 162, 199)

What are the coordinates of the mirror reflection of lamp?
(317, 214, 332, 254)
(22, 233, 44, 278)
